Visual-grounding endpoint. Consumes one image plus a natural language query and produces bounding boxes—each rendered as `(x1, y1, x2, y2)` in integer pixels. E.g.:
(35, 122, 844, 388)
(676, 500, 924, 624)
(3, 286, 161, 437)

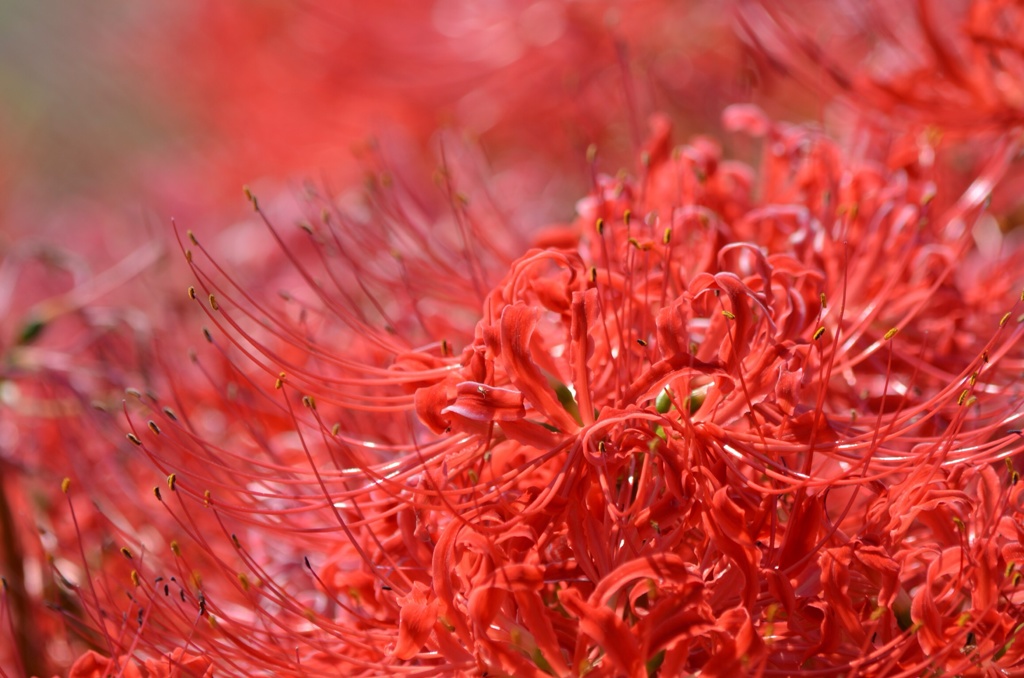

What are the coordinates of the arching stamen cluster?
(66, 109, 1024, 675)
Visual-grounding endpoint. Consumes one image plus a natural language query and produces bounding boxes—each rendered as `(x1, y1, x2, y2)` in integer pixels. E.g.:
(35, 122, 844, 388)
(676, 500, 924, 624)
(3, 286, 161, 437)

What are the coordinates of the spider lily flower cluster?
(52, 103, 1024, 676)
(7, 0, 1024, 674)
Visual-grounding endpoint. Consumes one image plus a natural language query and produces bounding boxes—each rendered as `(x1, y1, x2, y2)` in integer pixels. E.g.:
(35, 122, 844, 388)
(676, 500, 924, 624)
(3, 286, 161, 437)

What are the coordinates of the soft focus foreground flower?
(55, 105, 1024, 676)
(0, 215, 171, 676)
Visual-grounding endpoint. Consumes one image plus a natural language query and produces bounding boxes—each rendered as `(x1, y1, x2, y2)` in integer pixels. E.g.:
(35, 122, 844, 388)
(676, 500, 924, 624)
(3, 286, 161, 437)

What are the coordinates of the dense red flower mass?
(50, 104, 1024, 676)
(1, 1, 739, 673)
(7, 1, 1024, 676)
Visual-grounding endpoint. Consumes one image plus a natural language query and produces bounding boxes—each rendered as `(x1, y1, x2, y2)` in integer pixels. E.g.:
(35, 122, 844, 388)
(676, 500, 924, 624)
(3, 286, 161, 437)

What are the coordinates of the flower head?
(58, 104, 1024, 675)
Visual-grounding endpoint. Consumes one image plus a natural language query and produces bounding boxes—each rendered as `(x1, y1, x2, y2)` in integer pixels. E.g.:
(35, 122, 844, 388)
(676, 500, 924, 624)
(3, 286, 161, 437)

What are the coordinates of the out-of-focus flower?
(142, 0, 741, 194)
(737, 0, 1024, 228)
(67, 648, 212, 678)
(739, 0, 1024, 134)
(0, 218, 169, 675)
(59, 105, 1024, 675)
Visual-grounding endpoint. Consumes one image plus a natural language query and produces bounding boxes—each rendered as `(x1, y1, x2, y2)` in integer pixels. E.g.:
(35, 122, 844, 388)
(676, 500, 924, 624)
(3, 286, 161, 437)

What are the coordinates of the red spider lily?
(736, 0, 1024, 230)
(738, 0, 1024, 134)
(0, 2, 751, 671)
(55, 106, 1024, 676)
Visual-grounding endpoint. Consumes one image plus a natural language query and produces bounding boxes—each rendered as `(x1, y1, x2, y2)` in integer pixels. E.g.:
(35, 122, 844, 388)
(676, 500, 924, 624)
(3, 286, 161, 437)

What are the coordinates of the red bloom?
(56, 104, 1024, 675)
(11, 3, 1024, 675)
